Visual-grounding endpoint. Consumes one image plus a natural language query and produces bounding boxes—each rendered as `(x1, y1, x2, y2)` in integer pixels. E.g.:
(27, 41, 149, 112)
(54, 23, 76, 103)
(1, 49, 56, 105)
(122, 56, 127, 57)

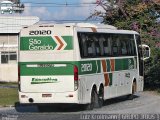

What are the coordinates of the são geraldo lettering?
(29, 38, 54, 50)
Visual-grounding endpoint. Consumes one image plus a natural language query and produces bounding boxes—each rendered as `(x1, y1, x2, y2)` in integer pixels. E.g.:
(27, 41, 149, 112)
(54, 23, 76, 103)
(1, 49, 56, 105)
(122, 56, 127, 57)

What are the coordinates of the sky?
(18, 0, 103, 22)
(1, 0, 159, 23)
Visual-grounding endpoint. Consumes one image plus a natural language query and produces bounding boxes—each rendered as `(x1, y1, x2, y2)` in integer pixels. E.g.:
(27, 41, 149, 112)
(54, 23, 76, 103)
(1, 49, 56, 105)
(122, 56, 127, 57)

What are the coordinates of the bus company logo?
(21, 36, 73, 51)
(31, 77, 58, 84)
(29, 38, 54, 50)
(28, 36, 67, 51)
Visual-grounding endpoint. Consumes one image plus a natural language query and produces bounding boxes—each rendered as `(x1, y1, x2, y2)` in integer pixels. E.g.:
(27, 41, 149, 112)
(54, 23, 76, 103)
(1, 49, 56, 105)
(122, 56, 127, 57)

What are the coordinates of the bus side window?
(125, 35, 135, 56)
(87, 41, 93, 57)
(117, 38, 122, 56)
(93, 35, 100, 56)
(103, 37, 110, 56)
(78, 33, 88, 57)
(130, 39, 137, 56)
(121, 40, 127, 55)
(82, 34, 88, 57)
(111, 36, 119, 56)
(99, 35, 105, 56)
(124, 39, 130, 56)
(87, 35, 96, 57)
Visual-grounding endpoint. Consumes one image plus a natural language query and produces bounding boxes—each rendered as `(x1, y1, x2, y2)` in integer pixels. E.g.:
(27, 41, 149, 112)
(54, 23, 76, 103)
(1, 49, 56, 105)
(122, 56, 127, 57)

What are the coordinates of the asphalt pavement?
(0, 91, 160, 120)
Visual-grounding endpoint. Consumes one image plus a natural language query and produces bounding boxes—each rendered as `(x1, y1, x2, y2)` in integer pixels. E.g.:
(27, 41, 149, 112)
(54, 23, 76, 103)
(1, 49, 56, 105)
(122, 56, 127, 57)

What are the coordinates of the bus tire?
(127, 81, 136, 100)
(85, 88, 98, 110)
(98, 86, 104, 108)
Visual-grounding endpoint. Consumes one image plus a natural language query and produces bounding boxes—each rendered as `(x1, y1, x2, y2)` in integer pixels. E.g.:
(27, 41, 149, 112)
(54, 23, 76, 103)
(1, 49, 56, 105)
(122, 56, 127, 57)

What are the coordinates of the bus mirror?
(142, 44, 150, 60)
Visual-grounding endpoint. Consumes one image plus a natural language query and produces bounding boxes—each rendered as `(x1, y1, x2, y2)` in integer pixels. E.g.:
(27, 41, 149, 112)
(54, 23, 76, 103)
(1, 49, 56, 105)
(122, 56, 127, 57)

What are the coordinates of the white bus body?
(18, 23, 150, 109)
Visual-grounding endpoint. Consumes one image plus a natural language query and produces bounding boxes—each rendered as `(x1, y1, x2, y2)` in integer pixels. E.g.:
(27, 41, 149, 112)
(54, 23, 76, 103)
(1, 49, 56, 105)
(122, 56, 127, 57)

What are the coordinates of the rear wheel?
(98, 86, 104, 108)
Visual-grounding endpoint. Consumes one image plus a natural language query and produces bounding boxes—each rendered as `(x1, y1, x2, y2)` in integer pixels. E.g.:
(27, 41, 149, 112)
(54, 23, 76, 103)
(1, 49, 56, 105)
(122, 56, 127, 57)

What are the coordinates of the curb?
(0, 105, 15, 108)
(0, 86, 18, 89)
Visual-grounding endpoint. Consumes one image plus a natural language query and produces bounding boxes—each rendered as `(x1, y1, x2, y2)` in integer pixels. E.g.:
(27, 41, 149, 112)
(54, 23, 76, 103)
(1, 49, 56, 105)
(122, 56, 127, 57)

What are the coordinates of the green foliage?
(145, 61, 160, 89)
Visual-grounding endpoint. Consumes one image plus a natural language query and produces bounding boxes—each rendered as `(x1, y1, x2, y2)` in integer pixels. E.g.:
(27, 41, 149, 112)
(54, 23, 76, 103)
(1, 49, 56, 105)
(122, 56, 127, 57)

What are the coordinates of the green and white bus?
(18, 23, 150, 109)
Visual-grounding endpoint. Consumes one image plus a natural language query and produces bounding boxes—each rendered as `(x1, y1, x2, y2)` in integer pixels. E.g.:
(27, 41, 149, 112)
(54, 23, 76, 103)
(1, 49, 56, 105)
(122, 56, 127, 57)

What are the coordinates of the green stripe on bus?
(19, 58, 136, 76)
(20, 63, 74, 76)
(115, 58, 135, 71)
(109, 73, 112, 86)
(115, 59, 123, 71)
(62, 36, 73, 50)
(96, 60, 101, 73)
(77, 60, 100, 75)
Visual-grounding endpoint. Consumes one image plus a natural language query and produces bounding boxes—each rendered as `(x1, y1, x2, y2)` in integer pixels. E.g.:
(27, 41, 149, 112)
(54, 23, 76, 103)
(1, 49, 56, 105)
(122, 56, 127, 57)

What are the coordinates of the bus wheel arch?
(128, 78, 137, 100)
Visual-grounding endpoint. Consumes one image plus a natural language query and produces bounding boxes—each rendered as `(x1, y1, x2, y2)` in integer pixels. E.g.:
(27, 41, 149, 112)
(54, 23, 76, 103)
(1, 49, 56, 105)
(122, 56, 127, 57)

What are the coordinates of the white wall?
(0, 33, 18, 82)
(0, 64, 18, 82)
(0, 16, 39, 33)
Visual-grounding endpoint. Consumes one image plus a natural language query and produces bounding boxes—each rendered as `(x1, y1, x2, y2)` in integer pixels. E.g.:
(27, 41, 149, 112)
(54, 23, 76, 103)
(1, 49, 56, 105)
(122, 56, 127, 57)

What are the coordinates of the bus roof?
(25, 23, 139, 35)
(35, 23, 117, 29)
(66, 23, 117, 30)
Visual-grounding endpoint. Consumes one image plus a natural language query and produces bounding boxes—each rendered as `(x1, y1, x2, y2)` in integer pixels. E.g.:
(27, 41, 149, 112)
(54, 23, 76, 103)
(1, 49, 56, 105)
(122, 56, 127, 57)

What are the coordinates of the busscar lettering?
(31, 77, 58, 84)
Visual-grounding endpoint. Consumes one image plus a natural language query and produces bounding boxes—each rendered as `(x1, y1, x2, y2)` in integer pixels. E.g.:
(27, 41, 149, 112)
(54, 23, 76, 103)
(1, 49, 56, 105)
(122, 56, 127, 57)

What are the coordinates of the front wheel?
(127, 81, 136, 100)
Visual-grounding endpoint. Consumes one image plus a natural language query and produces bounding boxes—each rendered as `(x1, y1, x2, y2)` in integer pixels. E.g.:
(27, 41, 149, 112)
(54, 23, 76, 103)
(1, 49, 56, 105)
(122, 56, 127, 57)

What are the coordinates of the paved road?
(0, 91, 160, 120)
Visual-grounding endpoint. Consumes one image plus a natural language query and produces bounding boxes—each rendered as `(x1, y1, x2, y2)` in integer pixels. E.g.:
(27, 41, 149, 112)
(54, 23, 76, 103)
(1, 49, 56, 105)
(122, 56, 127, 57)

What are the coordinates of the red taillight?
(74, 65, 78, 81)
(18, 65, 20, 82)
(74, 65, 79, 91)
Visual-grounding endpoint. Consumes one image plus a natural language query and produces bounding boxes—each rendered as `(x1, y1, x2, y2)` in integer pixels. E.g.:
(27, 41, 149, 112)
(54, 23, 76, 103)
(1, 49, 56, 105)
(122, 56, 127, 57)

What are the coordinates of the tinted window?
(78, 32, 137, 58)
